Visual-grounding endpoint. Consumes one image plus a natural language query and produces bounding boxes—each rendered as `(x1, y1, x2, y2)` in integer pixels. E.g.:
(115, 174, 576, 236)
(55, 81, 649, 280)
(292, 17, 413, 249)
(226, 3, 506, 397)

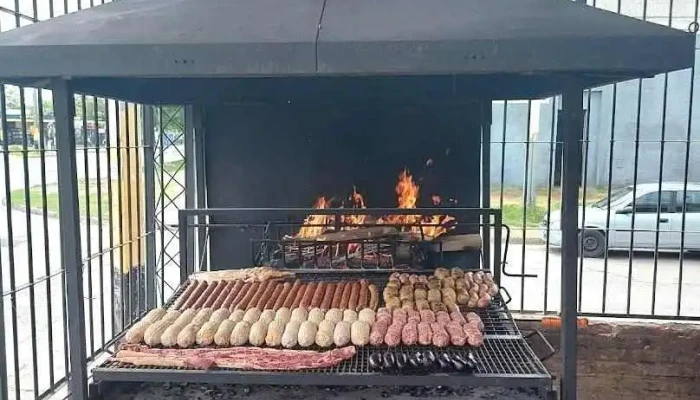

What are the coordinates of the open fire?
(294, 168, 455, 241)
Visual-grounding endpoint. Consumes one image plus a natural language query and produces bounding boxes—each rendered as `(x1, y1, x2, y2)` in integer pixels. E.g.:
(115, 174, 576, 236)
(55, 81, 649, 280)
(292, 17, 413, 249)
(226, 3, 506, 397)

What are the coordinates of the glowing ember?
(296, 196, 333, 239)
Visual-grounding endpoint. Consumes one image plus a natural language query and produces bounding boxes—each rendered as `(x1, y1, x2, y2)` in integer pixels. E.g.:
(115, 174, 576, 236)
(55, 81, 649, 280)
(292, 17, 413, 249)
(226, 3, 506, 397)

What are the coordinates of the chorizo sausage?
(310, 282, 326, 308)
(264, 282, 285, 310)
(246, 280, 270, 311)
(229, 282, 251, 311)
(173, 280, 199, 310)
(193, 281, 218, 309)
(320, 283, 335, 310)
(282, 280, 302, 309)
(331, 282, 346, 309)
(357, 280, 369, 311)
(299, 282, 317, 309)
(182, 281, 207, 309)
(255, 281, 277, 310)
(203, 281, 226, 308)
(347, 282, 361, 311)
(339, 282, 352, 309)
(222, 281, 244, 309)
(273, 282, 292, 310)
(211, 281, 235, 309)
(368, 284, 378, 311)
(291, 283, 307, 309)
(235, 282, 260, 310)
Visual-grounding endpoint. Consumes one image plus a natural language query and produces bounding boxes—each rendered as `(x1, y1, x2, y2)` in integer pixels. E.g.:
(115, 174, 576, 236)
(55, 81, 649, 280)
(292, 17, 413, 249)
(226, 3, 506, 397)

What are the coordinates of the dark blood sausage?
(211, 281, 235, 309)
(369, 320, 389, 346)
(431, 322, 450, 347)
(446, 321, 466, 346)
(203, 281, 226, 308)
(282, 280, 302, 309)
(193, 281, 218, 309)
(417, 322, 433, 345)
(347, 282, 360, 311)
(256, 281, 278, 310)
(229, 282, 251, 311)
(368, 284, 378, 311)
(310, 282, 326, 308)
(320, 283, 335, 310)
(291, 283, 307, 309)
(265, 282, 285, 310)
(331, 282, 346, 309)
(357, 280, 369, 311)
(401, 322, 418, 345)
(222, 281, 244, 309)
(246, 280, 270, 310)
(182, 281, 207, 309)
(273, 282, 293, 311)
(299, 282, 317, 309)
(173, 280, 200, 310)
(235, 282, 260, 310)
(384, 323, 403, 347)
(339, 282, 353, 309)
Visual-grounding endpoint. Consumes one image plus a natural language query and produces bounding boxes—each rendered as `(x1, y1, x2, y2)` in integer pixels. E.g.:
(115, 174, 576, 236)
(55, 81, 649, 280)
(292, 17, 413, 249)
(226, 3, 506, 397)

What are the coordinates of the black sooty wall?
(204, 103, 483, 269)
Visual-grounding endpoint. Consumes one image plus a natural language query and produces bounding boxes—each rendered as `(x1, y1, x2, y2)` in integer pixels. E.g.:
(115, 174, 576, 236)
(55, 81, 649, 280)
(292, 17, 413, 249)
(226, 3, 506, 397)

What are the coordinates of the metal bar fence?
(0, 0, 698, 398)
(0, 3, 185, 399)
(491, 0, 700, 321)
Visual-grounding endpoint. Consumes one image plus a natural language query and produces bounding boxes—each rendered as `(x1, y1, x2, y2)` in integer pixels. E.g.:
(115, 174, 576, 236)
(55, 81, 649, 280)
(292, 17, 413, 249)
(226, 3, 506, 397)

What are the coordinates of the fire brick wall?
(519, 320, 700, 400)
(203, 102, 483, 269)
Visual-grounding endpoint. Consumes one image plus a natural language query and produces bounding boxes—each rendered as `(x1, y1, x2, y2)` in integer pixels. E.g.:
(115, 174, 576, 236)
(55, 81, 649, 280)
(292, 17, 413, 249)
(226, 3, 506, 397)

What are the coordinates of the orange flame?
(294, 168, 455, 240)
(296, 196, 333, 238)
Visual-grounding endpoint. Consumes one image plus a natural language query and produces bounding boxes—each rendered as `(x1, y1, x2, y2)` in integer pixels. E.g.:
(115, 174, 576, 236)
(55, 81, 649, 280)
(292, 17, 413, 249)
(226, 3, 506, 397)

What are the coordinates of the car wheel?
(580, 230, 606, 258)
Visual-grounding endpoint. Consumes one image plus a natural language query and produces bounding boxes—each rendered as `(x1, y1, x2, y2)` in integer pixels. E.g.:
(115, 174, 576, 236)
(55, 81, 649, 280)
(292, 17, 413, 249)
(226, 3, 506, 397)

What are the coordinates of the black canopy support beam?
(559, 82, 584, 400)
(53, 78, 88, 400)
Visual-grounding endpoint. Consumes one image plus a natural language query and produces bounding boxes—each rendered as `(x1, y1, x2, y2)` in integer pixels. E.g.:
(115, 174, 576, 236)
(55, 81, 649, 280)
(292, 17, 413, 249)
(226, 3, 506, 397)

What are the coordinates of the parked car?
(540, 182, 700, 257)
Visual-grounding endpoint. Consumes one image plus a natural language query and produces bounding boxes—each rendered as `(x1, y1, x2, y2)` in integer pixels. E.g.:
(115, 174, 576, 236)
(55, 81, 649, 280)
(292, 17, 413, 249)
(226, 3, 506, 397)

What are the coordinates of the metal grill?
(93, 269, 547, 389)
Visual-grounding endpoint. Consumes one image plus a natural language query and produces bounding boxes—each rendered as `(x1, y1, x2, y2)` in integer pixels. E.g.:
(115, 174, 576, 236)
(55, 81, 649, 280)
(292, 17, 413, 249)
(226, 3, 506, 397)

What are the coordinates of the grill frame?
(93, 271, 551, 392)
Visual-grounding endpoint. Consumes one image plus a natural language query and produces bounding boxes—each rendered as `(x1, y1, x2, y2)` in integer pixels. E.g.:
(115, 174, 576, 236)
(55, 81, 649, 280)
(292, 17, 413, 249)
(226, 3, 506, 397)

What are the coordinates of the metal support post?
(560, 84, 584, 400)
(193, 106, 208, 272)
(184, 106, 196, 277)
(142, 106, 156, 309)
(53, 79, 88, 400)
(480, 101, 493, 278)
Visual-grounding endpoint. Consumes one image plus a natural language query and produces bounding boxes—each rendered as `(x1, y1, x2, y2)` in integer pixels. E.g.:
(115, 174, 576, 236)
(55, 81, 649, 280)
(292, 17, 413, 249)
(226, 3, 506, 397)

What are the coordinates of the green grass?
(10, 162, 185, 221)
(492, 186, 609, 228)
(10, 177, 610, 230)
(10, 180, 110, 220)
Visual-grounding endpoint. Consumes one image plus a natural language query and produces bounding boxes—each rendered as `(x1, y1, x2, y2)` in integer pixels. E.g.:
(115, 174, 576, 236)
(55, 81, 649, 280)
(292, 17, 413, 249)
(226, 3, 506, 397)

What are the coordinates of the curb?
(7, 203, 104, 225)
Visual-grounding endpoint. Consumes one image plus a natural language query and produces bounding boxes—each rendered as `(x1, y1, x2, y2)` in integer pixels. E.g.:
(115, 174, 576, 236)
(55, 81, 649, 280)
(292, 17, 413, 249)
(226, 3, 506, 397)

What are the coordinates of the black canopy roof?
(0, 0, 693, 103)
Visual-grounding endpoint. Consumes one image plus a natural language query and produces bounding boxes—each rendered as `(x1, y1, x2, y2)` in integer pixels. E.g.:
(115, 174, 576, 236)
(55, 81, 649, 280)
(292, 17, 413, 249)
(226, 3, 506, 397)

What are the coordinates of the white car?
(540, 182, 700, 257)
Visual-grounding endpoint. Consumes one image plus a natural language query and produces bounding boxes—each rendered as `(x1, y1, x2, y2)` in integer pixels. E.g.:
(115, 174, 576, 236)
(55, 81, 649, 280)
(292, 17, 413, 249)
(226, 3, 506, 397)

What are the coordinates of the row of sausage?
(171, 279, 379, 312)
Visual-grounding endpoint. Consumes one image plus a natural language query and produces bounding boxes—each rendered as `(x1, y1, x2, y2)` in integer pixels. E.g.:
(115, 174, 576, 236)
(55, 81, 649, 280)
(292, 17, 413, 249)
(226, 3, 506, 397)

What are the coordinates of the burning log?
(316, 227, 399, 242)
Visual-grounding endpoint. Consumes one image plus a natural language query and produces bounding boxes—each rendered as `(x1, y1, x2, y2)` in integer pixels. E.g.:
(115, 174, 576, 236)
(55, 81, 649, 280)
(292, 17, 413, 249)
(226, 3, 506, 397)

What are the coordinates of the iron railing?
(0, 0, 698, 399)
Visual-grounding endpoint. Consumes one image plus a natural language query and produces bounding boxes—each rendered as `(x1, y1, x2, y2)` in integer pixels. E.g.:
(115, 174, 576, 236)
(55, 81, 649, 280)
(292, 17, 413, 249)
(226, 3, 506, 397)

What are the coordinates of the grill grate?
(165, 270, 522, 338)
(99, 337, 547, 376)
(97, 270, 549, 389)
